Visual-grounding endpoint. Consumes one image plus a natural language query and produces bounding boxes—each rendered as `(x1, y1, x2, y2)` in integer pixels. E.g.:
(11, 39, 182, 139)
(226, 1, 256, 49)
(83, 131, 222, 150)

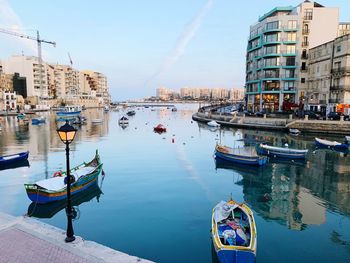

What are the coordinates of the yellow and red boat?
(211, 199, 257, 263)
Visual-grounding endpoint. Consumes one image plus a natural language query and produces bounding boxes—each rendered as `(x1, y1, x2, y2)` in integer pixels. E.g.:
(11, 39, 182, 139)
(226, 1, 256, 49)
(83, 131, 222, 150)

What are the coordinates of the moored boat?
(208, 120, 220, 127)
(171, 107, 177, 112)
(345, 136, 350, 143)
(289, 128, 300, 136)
(215, 144, 267, 166)
(118, 116, 129, 125)
(24, 151, 103, 204)
(315, 137, 349, 151)
(257, 143, 308, 159)
(212, 199, 257, 263)
(56, 106, 81, 117)
(126, 110, 136, 116)
(0, 151, 29, 167)
(31, 117, 46, 125)
(104, 106, 109, 112)
(154, 124, 167, 133)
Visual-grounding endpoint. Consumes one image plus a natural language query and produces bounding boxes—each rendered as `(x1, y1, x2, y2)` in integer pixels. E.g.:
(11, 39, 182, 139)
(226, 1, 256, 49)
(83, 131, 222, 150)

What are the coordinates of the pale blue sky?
(0, 0, 349, 100)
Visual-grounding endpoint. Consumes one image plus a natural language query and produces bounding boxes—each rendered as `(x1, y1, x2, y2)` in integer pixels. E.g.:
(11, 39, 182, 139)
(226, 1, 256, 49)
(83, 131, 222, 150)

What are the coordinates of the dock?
(0, 212, 153, 263)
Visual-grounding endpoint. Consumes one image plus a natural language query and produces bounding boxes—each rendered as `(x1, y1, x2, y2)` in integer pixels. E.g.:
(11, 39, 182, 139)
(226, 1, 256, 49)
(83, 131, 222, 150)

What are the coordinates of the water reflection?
(27, 182, 102, 219)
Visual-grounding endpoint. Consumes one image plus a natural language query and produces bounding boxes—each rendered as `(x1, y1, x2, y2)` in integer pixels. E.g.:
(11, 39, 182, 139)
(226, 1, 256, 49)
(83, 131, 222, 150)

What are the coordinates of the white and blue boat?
(31, 117, 46, 125)
(315, 137, 349, 151)
(56, 106, 81, 118)
(212, 199, 257, 263)
(0, 151, 29, 169)
(257, 143, 308, 159)
(215, 144, 267, 166)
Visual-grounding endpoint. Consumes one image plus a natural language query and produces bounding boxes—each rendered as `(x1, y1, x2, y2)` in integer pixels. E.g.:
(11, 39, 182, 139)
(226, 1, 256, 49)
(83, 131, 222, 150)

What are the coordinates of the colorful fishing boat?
(257, 143, 308, 159)
(212, 199, 257, 263)
(27, 182, 102, 219)
(56, 106, 81, 117)
(315, 137, 349, 151)
(0, 151, 29, 167)
(154, 124, 167, 133)
(24, 151, 103, 204)
(215, 144, 267, 166)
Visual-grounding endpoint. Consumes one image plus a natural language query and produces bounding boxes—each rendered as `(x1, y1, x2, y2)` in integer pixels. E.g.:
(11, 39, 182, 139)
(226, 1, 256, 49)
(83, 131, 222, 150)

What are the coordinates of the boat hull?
(56, 111, 81, 117)
(213, 246, 255, 263)
(315, 139, 349, 151)
(257, 146, 307, 159)
(215, 150, 267, 166)
(0, 151, 29, 166)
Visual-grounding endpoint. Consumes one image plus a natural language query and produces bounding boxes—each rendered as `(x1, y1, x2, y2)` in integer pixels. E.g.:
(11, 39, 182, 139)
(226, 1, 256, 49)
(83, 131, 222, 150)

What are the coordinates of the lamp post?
(57, 120, 77, 242)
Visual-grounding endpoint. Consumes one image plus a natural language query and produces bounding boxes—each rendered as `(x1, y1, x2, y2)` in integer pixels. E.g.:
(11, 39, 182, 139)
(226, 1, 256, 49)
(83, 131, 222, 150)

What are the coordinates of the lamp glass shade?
(57, 121, 77, 144)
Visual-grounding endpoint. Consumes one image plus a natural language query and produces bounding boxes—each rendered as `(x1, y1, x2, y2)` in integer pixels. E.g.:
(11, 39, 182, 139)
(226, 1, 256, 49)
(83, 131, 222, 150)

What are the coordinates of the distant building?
(229, 89, 245, 101)
(82, 70, 111, 104)
(3, 91, 17, 110)
(338, 22, 350, 37)
(0, 72, 13, 92)
(246, 1, 340, 112)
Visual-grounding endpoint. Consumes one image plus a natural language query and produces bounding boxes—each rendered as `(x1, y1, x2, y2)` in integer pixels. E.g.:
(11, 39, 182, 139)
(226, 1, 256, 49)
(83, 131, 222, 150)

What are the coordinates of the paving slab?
(0, 213, 153, 263)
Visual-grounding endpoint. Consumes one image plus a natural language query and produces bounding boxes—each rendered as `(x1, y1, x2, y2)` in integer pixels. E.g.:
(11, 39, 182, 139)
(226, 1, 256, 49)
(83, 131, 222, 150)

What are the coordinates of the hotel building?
(246, 1, 339, 112)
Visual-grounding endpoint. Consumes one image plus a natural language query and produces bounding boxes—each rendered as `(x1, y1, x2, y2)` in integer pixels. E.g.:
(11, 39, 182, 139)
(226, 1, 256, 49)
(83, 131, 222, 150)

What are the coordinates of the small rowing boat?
(24, 151, 103, 204)
(257, 143, 308, 159)
(154, 124, 167, 133)
(315, 137, 349, 151)
(212, 199, 257, 263)
(0, 151, 29, 167)
(215, 144, 267, 166)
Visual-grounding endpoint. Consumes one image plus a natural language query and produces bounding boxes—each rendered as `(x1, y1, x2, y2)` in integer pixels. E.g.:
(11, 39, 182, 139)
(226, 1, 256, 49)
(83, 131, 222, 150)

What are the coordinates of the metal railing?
(330, 85, 350, 91)
(301, 41, 309, 47)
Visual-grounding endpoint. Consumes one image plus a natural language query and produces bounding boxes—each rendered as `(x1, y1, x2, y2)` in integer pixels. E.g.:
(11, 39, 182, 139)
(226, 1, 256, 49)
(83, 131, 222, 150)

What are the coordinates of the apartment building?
(308, 34, 350, 113)
(2, 56, 49, 98)
(82, 70, 111, 104)
(246, 1, 339, 112)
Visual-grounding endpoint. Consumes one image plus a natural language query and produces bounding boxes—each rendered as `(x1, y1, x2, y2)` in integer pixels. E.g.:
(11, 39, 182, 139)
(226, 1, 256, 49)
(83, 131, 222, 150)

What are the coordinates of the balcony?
(329, 99, 339, 104)
(303, 15, 313, 20)
(330, 85, 350, 92)
(319, 100, 327, 104)
(301, 41, 309, 47)
(331, 67, 350, 75)
(301, 54, 308, 59)
(302, 29, 310, 34)
(264, 72, 280, 78)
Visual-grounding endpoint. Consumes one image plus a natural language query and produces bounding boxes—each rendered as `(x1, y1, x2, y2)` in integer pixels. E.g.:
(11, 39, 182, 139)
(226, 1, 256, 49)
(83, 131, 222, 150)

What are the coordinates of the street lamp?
(57, 120, 77, 242)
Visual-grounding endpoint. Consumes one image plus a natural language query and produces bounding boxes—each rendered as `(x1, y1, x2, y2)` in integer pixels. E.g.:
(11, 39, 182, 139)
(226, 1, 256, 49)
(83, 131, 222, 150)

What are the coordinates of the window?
(284, 81, 295, 91)
(334, 61, 341, 69)
(265, 45, 279, 54)
(301, 78, 306, 83)
(305, 9, 313, 20)
(302, 23, 309, 34)
(266, 21, 279, 30)
(286, 45, 296, 54)
(336, 45, 341, 52)
(265, 33, 279, 42)
(265, 57, 280, 67)
(301, 62, 307, 70)
(288, 20, 297, 29)
(287, 32, 297, 41)
(286, 57, 295, 66)
(285, 69, 295, 78)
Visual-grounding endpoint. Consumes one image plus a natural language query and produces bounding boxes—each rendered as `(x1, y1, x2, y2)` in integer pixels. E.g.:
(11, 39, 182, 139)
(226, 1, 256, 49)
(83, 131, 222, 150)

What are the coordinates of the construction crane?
(0, 28, 56, 100)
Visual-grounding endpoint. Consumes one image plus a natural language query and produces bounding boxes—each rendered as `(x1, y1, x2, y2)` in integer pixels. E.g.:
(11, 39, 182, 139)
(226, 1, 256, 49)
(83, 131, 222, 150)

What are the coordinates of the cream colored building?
(2, 55, 49, 98)
(308, 34, 350, 113)
(81, 70, 110, 104)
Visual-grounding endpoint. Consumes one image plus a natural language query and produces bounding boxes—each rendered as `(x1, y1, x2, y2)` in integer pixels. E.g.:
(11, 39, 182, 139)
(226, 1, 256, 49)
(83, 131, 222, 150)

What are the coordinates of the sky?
(0, 0, 350, 101)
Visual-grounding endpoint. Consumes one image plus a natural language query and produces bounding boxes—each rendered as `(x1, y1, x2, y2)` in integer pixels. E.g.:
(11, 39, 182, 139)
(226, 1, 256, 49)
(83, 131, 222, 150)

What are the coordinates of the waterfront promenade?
(0, 213, 153, 263)
(193, 111, 350, 135)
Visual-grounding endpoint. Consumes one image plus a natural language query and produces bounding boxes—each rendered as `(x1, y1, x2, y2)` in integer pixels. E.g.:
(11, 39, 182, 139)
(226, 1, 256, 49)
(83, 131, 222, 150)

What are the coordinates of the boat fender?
(53, 171, 63, 177)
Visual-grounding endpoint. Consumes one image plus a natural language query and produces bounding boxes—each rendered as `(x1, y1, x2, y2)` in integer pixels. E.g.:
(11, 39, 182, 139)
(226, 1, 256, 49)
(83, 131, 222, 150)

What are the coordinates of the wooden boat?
(27, 182, 102, 219)
(126, 110, 136, 116)
(154, 124, 167, 133)
(0, 151, 29, 167)
(91, 118, 103, 124)
(118, 116, 129, 125)
(215, 144, 267, 166)
(208, 120, 220, 127)
(56, 106, 81, 117)
(257, 143, 308, 159)
(31, 117, 46, 125)
(289, 128, 300, 136)
(212, 199, 257, 263)
(24, 151, 103, 204)
(315, 137, 349, 151)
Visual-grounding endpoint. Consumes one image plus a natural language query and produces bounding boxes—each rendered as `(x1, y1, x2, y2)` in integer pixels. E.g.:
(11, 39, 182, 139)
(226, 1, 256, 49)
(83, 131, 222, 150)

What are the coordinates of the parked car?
(296, 110, 321, 120)
(327, 112, 350, 120)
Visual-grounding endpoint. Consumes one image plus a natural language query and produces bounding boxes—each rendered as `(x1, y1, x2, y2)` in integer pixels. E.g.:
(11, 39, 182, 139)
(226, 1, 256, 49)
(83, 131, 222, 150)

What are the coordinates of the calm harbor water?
(0, 104, 350, 263)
